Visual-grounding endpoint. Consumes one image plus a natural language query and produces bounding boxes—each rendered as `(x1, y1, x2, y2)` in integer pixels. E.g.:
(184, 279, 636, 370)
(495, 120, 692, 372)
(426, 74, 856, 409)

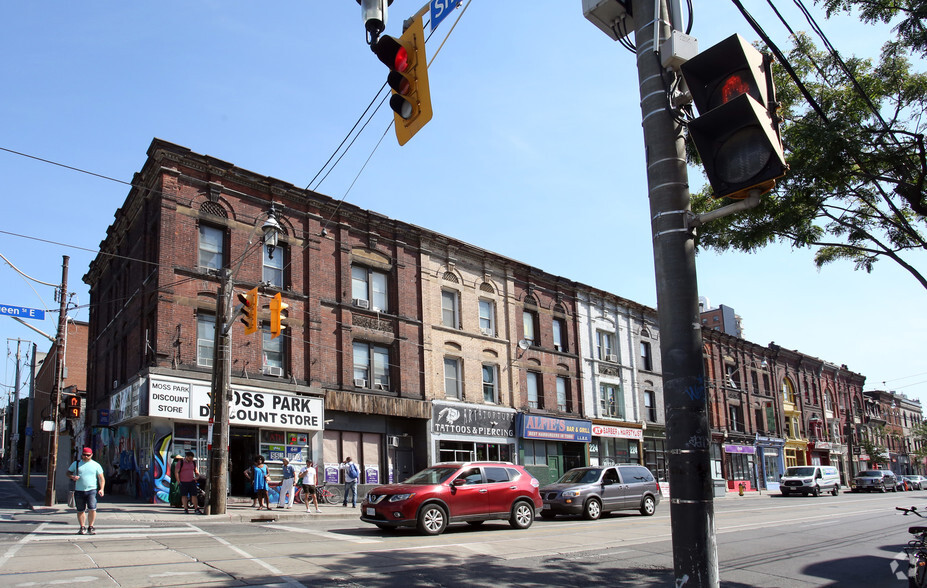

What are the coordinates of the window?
(353, 342, 390, 389)
(640, 341, 653, 371)
(600, 383, 623, 418)
(523, 308, 539, 345)
(197, 315, 215, 367)
(597, 331, 616, 361)
(478, 299, 495, 336)
(351, 266, 388, 311)
(552, 318, 566, 351)
(781, 378, 797, 404)
(262, 326, 284, 374)
(556, 376, 569, 412)
(644, 390, 657, 422)
(198, 225, 224, 270)
(526, 372, 542, 409)
(444, 357, 461, 399)
(441, 289, 459, 329)
(482, 364, 498, 403)
(729, 404, 744, 432)
(263, 242, 284, 288)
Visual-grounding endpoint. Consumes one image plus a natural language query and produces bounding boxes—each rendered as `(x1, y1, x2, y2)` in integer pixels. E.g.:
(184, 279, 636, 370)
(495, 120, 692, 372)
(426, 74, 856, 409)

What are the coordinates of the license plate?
(542, 502, 549, 508)
(366, 507, 376, 516)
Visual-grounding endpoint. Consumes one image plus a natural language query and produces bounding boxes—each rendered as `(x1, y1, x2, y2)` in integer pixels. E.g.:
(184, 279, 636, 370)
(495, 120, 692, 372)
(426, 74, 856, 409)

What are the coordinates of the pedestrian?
(168, 454, 183, 508)
(277, 458, 296, 509)
(67, 447, 105, 535)
(244, 455, 271, 510)
(341, 456, 359, 508)
(178, 451, 203, 514)
(299, 460, 321, 513)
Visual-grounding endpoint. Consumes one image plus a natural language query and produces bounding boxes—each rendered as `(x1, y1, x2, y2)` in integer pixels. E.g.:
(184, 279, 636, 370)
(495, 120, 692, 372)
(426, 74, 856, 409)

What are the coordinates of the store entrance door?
(229, 427, 257, 496)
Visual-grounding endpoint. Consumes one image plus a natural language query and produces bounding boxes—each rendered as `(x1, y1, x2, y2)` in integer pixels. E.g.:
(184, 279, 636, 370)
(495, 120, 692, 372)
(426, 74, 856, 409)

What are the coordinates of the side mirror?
(452, 478, 467, 487)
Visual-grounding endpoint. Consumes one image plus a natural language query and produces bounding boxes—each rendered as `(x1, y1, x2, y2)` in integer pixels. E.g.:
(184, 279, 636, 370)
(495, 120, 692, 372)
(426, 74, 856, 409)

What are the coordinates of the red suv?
(360, 462, 542, 535)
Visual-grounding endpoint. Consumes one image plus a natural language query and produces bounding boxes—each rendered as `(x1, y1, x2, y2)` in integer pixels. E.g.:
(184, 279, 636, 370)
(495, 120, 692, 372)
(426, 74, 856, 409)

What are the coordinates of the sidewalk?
(2, 474, 363, 524)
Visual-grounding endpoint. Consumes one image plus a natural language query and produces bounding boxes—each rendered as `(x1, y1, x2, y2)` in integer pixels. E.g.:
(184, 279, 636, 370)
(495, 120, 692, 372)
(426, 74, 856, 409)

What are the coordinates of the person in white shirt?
(277, 458, 296, 509)
(299, 460, 321, 513)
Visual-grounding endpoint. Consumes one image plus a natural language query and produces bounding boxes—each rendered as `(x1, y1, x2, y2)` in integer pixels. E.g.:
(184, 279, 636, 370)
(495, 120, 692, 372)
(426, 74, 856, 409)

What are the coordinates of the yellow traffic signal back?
(270, 293, 288, 339)
(681, 34, 787, 199)
(238, 287, 259, 335)
(373, 12, 432, 145)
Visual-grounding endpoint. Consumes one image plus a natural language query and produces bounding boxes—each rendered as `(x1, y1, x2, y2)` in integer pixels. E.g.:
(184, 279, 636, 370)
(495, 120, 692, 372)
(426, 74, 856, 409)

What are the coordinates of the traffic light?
(373, 12, 432, 146)
(65, 394, 81, 419)
(269, 293, 288, 339)
(681, 34, 787, 200)
(238, 287, 259, 335)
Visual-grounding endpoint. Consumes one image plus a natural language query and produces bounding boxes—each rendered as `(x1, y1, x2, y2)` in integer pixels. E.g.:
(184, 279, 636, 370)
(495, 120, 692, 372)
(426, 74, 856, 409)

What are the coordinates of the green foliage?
(912, 421, 927, 458)
(691, 10, 927, 289)
(816, 0, 927, 56)
(859, 436, 888, 466)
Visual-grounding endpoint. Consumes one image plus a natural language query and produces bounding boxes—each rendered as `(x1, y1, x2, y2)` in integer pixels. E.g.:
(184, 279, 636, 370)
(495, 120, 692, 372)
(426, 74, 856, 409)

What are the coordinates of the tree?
(691, 8, 927, 289)
(859, 426, 889, 467)
(817, 0, 927, 56)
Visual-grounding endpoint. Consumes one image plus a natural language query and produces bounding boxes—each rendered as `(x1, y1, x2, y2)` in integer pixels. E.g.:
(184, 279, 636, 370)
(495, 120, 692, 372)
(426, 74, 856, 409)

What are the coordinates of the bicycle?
(897, 506, 927, 587)
(293, 483, 343, 506)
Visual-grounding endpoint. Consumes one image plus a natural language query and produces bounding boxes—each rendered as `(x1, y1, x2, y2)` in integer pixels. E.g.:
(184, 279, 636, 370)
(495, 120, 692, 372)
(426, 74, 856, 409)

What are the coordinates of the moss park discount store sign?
(109, 375, 323, 430)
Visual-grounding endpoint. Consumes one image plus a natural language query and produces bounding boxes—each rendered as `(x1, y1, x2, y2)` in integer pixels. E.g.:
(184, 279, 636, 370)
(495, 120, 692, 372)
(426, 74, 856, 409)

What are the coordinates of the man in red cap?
(67, 447, 105, 535)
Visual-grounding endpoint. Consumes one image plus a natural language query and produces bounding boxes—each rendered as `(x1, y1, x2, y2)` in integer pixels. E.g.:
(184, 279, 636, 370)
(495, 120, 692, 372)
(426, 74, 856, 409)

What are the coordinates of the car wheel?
(417, 504, 447, 536)
(880, 484, 887, 493)
(509, 500, 535, 529)
(812, 485, 821, 497)
(640, 495, 656, 516)
(583, 498, 602, 520)
(892, 482, 899, 492)
(466, 520, 485, 527)
(831, 485, 839, 496)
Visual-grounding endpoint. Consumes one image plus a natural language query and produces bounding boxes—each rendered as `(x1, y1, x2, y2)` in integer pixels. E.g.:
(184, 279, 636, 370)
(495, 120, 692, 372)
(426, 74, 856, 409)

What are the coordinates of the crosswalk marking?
(267, 524, 382, 544)
(26, 524, 208, 541)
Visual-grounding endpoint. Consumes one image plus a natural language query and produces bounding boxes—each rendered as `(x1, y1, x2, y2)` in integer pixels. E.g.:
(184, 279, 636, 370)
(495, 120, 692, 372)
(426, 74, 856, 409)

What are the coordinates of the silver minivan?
(539, 465, 662, 520)
(780, 465, 841, 496)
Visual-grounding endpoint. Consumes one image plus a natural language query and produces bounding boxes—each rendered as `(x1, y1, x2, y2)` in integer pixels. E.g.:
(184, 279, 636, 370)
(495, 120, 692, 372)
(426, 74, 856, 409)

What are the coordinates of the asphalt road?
(0, 481, 923, 587)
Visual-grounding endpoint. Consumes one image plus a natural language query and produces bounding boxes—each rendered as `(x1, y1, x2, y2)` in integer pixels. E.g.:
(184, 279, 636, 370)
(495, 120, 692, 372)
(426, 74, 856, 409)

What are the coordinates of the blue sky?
(1, 1, 924, 408)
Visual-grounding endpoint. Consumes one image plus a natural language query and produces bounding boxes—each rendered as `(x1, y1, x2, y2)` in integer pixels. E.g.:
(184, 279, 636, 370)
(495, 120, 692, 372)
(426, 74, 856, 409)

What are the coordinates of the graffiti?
(153, 432, 173, 504)
(686, 435, 708, 449)
(684, 376, 705, 401)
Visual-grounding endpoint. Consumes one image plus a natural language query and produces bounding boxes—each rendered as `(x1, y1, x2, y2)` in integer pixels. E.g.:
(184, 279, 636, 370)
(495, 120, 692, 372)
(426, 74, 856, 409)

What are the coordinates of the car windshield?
(558, 468, 601, 484)
(785, 467, 816, 477)
(402, 466, 458, 485)
(858, 471, 883, 477)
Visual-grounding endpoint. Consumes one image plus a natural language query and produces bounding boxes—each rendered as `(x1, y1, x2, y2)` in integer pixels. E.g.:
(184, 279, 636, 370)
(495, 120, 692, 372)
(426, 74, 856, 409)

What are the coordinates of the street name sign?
(0, 304, 45, 320)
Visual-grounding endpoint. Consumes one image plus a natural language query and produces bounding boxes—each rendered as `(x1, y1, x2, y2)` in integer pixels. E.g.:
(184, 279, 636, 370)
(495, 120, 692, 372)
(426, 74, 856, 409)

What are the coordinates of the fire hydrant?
(738, 482, 746, 496)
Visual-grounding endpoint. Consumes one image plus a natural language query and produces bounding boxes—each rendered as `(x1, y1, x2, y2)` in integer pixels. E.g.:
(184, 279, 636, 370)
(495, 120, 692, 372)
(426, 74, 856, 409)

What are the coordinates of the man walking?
(341, 456, 359, 508)
(277, 458, 296, 509)
(67, 447, 105, 535)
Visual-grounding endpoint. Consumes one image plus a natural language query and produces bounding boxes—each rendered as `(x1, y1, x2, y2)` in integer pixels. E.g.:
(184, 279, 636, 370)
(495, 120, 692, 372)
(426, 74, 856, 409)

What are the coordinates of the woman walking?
(244, 456, 271, 510)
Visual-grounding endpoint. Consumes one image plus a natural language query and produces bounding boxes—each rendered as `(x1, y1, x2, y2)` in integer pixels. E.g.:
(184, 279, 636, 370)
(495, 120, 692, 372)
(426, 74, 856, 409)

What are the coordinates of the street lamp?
(206, 204, 282, 515)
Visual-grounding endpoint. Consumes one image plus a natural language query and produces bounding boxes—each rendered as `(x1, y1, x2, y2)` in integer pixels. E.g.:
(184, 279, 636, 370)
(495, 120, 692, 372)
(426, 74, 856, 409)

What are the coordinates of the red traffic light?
(714, 71, 757, 109)
(374, 36, 408, 72)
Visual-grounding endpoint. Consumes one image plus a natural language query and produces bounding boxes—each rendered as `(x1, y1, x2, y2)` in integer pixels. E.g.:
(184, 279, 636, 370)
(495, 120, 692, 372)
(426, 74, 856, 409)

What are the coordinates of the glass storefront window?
(439, 440, 512, 464)
(590, 437, 639, 466)
(172, 424, 209, 477)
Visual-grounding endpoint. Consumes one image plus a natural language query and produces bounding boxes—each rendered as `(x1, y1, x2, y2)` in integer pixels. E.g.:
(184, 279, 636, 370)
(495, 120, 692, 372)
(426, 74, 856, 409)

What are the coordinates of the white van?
(780, 465, 841, 496)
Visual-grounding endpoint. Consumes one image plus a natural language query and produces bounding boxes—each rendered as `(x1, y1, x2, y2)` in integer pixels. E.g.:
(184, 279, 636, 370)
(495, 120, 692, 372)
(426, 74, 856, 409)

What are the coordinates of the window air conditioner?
(388, 435, 400, 447)
(353, 378, 367, 388)
(352, 298, 369, 309)
(264, 366, 283, 377)
(605, 354, 618, 363)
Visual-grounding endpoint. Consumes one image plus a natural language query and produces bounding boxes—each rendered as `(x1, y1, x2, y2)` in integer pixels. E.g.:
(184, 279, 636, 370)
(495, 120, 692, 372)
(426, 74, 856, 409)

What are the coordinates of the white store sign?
(148, 376, 323, 430)
(591, 424, 643, 440)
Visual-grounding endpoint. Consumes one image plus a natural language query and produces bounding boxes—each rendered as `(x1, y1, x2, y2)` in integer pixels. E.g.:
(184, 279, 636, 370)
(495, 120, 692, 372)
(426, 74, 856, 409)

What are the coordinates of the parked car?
(539, 464, 662, 520)
(780, 465, 841, 497)
(359, 462, 542, 535)
(853, 469, 897, 492)
(903, 475, 927, 490)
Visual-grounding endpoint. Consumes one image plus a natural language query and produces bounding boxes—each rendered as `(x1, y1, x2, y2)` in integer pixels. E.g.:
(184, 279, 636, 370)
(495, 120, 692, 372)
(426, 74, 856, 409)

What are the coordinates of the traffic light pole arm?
(686, 190, 761, 228)
(222, 303, 245, 337)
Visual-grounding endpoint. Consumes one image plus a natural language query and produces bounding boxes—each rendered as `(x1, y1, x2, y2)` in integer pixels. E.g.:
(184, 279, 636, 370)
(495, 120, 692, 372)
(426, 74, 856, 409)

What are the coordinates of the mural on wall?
(153, 432, 172, 504)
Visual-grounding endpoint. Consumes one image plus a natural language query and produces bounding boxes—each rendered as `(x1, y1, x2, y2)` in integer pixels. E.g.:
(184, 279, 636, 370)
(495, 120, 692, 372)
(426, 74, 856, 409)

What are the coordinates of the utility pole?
(23, 342, 37, 486)
(10, 340, 21, 474)
(632, 0, 718, 585)
(45, 255, 69, 507)
(207, 269, 232, 515)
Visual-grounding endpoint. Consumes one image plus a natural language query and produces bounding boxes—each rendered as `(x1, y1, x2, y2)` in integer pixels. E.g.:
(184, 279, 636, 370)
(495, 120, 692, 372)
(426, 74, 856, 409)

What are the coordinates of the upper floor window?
(263, 243, 284, 288)
(353, 341, 390, 390)
(556, 376, 570, 412)
(600, 383, 623, 418)
(523, 309, 539, 345)
(644, 390, 657, 422)
(552, 318, 566, 352)
(782, 378, 797, 404)
(262, 326, 284, 375)
(640, 341, 653, 371)
(597, 331, 616, 361)
(197, 314, 215, 367)
(198, 225, 224, 270)
(527, 372, 542, 409)
(444, 357, 461, 399)
(351, 265, 388, 311)
(478, 299, 495, 336)
(482, 364, 498, 403)
(441, 289, 460, 329)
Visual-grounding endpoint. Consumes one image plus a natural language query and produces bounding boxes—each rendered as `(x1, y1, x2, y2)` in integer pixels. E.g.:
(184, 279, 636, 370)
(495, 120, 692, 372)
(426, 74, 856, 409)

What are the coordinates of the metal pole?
(632, 0, 718, 585)
(22, 342, 36, 486)
(10, 340, 21, 473)
(45, 255, 69, 506)
(207, 269, 232, 514)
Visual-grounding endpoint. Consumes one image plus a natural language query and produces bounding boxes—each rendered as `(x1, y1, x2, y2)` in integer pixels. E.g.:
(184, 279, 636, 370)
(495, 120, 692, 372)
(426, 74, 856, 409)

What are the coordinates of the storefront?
(724, 443, 757, 491)
(516, 413, 591, 485)
(103, 374, 324, 503)
(589, 424, 642, 466)
(430, 401, 516, 465)
(755, 435, 785, 491)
